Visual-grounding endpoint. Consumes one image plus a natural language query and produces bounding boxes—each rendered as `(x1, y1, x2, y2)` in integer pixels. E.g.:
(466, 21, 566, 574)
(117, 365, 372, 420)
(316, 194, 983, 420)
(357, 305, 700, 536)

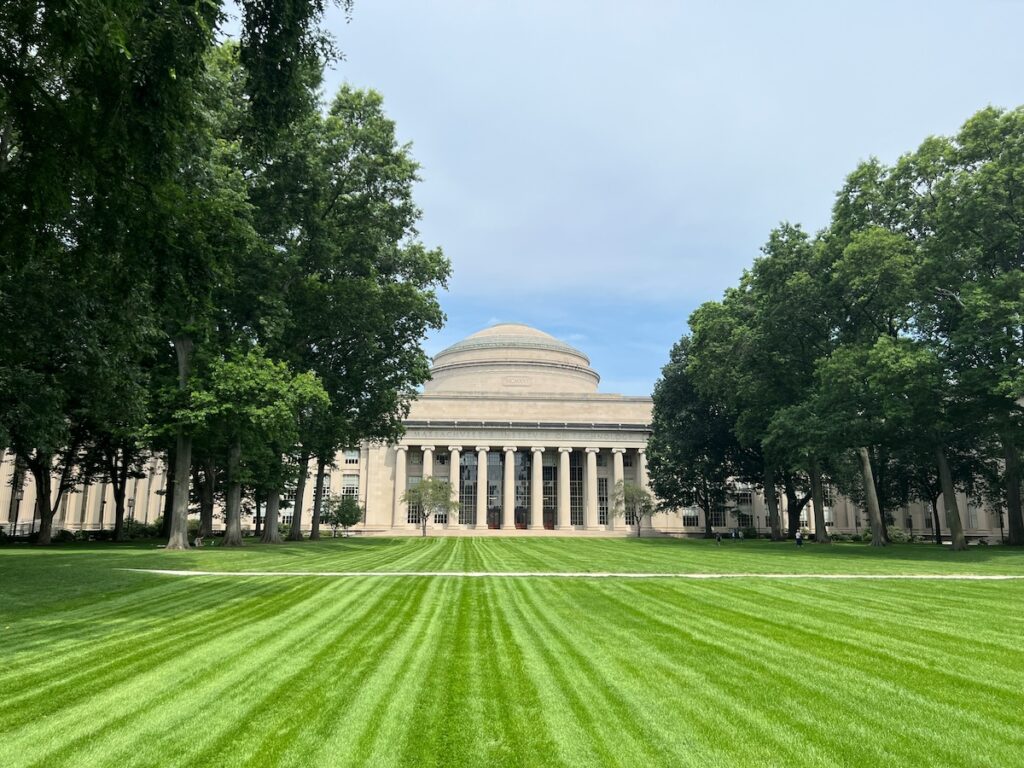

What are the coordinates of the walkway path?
(126, 569, 1024, 580)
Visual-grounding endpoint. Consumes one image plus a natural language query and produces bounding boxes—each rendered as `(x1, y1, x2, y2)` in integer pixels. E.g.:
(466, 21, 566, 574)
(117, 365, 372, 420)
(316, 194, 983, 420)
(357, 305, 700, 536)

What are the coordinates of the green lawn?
(2, 538, 1023, 767)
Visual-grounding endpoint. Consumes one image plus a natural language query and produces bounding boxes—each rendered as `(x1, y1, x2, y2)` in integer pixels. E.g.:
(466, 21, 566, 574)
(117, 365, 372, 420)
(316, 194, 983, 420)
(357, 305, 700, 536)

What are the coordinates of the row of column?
(392, 445, 649, 529)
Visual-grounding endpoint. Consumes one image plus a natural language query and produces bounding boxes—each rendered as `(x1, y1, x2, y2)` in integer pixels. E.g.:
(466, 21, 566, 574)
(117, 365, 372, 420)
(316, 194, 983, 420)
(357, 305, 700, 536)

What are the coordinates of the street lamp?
(13, 488, 24, 537)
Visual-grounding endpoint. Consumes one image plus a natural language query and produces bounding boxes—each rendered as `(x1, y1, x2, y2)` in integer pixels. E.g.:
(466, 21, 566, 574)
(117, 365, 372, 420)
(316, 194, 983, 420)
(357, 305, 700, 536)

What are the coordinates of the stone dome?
(424, 323, 600, 394)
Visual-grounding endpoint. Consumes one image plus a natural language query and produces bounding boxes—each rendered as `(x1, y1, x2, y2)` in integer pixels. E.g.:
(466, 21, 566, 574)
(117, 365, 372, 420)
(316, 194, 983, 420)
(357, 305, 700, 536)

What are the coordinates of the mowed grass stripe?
(609, 581, 924, 765)
(0, 578, 309, 723)
(4, 539, 1024, 767)
(500, 579, 674, 766)
(616, 579, 1024, 765)
(190, 577, 433, 768)
(553, 580, 813, 767)
(344, 575, 459, 766)
(14, 577, 370, 768)
(104, 577, 396, 768)
(697, 580, 1024, 717)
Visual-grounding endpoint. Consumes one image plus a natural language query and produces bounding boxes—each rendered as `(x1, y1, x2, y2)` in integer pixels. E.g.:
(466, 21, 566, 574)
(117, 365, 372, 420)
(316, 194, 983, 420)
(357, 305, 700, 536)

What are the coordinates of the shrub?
(886, 526, 911, 544)
(54, 529, 77, 543)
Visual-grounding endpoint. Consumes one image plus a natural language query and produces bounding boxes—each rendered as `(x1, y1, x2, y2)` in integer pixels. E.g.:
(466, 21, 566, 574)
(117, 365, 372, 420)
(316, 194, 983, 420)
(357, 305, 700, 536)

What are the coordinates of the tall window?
(343, 449, 359, 465)
(709, 506, 726, 527)
(682, 512, 700, 527)
(407, 476, 422, 525)
(569, 452, 584, 525)
(514, 452, 531, 527)
(596, 452, 607, 467)
(967, 499, 981, 529)
(737, 512, 753, 528)
(622, 452, 633, 468)
(598, 477, 609, 525)
(542, 465, 557, 527)
(341, 474, 359, 498)
(459, 453, 477, 525)
(823, 484, 835, 507)
(487, 453, 502, 527)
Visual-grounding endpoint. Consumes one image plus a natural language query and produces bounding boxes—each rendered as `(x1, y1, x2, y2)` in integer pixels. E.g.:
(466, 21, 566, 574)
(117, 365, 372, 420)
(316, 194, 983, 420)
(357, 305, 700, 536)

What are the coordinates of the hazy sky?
(304, 0, 1023, 395)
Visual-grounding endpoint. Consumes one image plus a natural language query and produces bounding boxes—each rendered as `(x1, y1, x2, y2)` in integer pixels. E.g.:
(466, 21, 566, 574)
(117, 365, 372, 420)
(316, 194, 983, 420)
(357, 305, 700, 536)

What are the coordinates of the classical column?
(585, 448, 600, 529)
(448, 446, 461, 526)
(637, 448, 649, 534)
(476, 446, 488, 528)
(393, 445, 408, 528)
(421, 446, 434, 480)
(557, 447, 572, 530)
(503, 447, 517, 528)
(530, 447, 545, 529)
(611, 448, 626, 529)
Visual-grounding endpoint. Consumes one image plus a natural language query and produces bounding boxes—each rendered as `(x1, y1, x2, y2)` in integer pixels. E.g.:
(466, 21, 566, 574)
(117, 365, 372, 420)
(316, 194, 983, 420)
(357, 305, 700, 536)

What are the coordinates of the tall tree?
(648, 338, 742, 538)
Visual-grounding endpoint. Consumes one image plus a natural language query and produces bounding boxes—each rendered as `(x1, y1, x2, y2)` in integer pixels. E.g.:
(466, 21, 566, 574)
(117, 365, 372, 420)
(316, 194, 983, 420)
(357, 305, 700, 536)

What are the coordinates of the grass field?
(2, 538, 1023, 767)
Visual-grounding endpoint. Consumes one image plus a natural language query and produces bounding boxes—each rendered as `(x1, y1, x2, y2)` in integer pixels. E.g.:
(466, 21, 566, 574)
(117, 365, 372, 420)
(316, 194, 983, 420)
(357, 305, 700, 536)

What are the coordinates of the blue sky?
(306, 0, 1024, 395)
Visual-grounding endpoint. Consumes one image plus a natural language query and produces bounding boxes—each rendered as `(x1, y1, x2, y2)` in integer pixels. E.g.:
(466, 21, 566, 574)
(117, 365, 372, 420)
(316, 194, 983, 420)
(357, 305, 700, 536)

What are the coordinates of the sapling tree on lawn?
(178, 348, 328, 546)
(402, 477, 459, 538)
(322, 493, 364, 537)
(614, 481, 657, 537)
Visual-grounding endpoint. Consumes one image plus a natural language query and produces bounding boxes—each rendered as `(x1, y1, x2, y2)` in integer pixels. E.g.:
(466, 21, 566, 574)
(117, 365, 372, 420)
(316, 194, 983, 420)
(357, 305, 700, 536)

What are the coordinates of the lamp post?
(13, 488, 24, 537)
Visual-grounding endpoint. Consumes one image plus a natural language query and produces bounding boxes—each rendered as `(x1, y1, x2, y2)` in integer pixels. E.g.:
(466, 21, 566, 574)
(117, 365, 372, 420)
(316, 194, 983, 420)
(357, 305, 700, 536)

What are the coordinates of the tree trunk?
(309, 455, 327, 541)
(1002, 432, 1023, 546)
(28, 454, 54, 545)
(808, 459, 829, 543)
(197, 458, 215, 537)
(287, 451, 311, 541)
(764, 464, 782, 541)
(7, 460, 24, 533)
(260, 489, 282, 543)
(161, 449, 175, 539)
(111, 451, 129, 541)
(254, 491, 262, 537)
(223, 438, 243, 547)
(857, 446, 886, 547)
(935, 446, 967, 551)
(167, 335, 194, 551)
(930, 495, 943, 545)
(700, 478, 714, 538)
(112, 481, 126, 542)
(783, 475, 807, 539)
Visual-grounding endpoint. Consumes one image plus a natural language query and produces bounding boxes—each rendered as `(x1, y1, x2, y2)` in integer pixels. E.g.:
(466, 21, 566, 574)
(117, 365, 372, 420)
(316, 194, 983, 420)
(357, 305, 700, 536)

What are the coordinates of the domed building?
(355, 322, 656, 532)
(0, 322, 1005, 539)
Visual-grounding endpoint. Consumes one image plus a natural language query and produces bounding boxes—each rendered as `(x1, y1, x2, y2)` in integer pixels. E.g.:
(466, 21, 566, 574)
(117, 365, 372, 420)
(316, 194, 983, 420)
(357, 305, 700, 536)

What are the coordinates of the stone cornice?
(414, 392, 652, 404)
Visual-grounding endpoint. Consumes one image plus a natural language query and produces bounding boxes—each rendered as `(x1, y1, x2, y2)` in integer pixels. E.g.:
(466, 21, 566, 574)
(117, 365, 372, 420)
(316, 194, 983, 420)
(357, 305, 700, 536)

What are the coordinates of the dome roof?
(425, 323, 600, 394)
